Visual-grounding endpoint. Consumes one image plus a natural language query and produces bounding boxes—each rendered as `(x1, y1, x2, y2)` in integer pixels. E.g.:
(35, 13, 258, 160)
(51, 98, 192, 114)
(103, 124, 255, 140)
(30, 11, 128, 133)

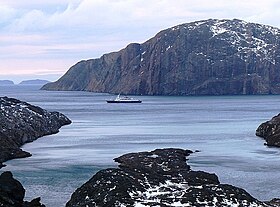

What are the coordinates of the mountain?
(0, 80, 14, 85)
(19, 79, 50, 85)
(42, 19, 280, 95)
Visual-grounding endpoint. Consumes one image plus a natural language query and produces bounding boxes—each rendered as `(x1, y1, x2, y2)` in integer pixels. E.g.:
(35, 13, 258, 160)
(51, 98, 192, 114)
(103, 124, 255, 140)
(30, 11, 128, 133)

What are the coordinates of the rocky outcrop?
(66, 148, 268, 207)
(256, 113, 280, 147)
(42, 19, 280, 96)
(0, 96, 71, 168)
(0, 171, 45, 207)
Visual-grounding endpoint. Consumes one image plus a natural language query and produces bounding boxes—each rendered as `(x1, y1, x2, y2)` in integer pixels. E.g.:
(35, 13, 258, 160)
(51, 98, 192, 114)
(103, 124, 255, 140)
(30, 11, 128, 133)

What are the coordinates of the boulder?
(256, 113, 280, 147)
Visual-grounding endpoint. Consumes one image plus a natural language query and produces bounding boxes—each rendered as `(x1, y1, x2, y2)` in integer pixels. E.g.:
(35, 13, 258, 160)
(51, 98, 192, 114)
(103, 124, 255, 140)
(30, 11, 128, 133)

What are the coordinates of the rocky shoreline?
(0, 96, 71, 168)
(0, 96, 71, 206)
(1, 148, 279, 207)
(66, 148, 275, 207)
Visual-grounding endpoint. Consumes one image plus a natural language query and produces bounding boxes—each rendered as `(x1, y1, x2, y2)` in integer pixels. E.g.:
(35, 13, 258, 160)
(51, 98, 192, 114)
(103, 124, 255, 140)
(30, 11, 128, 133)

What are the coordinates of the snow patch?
(149, 154, 159, 158)
(211, 25, 228, 37)
(172, 26, 179, 31)
(165, 45, 171, 51)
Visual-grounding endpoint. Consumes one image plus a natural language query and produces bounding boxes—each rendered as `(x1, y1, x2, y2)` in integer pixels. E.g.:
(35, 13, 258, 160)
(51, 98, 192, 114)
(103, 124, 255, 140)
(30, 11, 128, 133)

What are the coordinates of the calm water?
(1, 85, 280, 206)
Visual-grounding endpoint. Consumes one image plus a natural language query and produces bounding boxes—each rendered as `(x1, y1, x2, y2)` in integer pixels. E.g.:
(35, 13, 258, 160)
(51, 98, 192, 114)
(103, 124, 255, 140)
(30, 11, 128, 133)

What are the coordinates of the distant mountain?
(19, 79, 50, 85)
(42, 19, 280, 95)
(0, 80, 14, 85)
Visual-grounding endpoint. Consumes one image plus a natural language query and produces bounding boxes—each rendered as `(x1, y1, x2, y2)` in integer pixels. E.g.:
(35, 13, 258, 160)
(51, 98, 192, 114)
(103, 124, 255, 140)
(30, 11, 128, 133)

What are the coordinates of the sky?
(1, 0, 280, 83)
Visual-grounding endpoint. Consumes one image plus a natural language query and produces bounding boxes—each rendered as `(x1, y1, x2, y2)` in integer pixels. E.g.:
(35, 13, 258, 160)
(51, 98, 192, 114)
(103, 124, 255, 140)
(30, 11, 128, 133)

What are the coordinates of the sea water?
(1, 85, 280, 206)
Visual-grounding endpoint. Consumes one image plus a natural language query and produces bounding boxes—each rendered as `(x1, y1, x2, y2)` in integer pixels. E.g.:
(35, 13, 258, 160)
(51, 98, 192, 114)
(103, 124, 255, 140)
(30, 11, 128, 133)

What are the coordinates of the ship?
(106, 94, 142, 103)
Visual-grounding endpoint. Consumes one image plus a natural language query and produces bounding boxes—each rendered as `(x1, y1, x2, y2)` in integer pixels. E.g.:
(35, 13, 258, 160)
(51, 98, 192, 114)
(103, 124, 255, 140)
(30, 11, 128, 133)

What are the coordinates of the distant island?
(0, 80, 14, 85)
(42, 19, 280, 96)
(0, 79, 51, 86)
(19, 79, 50, 85)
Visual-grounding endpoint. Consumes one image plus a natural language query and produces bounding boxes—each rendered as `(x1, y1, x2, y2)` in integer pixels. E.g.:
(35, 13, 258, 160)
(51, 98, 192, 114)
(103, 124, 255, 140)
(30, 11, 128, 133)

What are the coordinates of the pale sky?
(1, 0, 280, 83)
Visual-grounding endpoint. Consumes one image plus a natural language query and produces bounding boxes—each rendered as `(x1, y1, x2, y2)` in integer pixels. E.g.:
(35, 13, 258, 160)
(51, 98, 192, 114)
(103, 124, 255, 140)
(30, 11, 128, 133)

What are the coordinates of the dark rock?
(256, 113, 280, 147)
(0, 96, 71, 168)
(43, 19, 280, 96)
(66, 148, 266, 207)
(23, 197, 46, 207)
(0, 171, 45, 207)
(266, 198, 280, 206)
(0, 171, 25, 206)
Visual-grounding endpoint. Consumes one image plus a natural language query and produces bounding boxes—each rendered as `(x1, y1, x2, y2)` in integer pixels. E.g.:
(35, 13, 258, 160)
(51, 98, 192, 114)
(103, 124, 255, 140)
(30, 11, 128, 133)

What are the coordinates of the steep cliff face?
(42, 19, 280, 95)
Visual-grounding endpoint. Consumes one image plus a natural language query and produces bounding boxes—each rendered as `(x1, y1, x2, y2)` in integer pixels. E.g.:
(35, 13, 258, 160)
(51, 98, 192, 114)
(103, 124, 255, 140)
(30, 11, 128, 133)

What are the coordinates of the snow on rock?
(0, 96, 71, 168)
(66, 148, 269, 207)
(43, 18, 280, 96)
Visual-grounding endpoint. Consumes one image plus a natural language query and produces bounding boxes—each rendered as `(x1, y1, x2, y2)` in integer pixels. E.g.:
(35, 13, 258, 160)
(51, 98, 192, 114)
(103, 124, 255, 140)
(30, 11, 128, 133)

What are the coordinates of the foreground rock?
(66, 148, 268, 207)
(0, 171, 45, 207)
(43, 19, 280, 96)
(0, 96, 71, 168)
(266, 198, 280, 206)
(256, 113, 280, 147)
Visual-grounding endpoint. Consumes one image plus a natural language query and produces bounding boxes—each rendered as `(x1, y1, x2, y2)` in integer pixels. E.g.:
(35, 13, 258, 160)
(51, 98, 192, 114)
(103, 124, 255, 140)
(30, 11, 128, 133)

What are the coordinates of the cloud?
(1, 0, 280, 82)
(0, 0, 81, 11)
(5, 0, 280, 35)
(9, 10, 47, 32)
(0, 5, 17, 26)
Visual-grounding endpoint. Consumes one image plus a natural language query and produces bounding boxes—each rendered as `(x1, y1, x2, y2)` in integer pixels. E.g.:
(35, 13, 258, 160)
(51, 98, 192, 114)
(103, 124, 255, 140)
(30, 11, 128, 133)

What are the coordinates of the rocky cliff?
(0, 96, 71, 168)
(66, 148, 271, 207)
(42, 19, 280, 95)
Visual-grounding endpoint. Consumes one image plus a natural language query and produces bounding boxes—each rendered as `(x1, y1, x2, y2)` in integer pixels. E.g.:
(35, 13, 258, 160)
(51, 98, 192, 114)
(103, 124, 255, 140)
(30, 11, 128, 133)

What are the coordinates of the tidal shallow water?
(1, 85, 280, 206)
